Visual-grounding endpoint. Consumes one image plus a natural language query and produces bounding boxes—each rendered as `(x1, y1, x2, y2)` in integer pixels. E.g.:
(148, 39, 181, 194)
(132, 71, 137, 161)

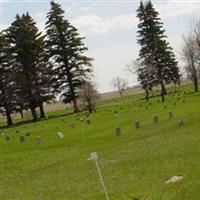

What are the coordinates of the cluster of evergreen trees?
(0, 1, 92, 125)
(136, 1, 180, 102)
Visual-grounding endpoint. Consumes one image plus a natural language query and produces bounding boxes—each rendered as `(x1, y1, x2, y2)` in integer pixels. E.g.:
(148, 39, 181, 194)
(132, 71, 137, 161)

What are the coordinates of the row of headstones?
(115, 112, 184, 136)
(2, 131, 65, 143)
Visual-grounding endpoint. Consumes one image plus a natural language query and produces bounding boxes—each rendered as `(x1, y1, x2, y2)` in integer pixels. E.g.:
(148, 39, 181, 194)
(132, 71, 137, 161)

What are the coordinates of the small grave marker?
(56, 132, 64, 139)
(153, 115, 159, 123)
(115, 127, 121, 136)
(178, 120, 184, 126)
(4, 135, 10, 142)
(36, 136, 43, 144)
(168, 112, 173, 119)
(20, 136, 25, 142)
(135, 120, 140, 129)
(86, 119, 91, 124)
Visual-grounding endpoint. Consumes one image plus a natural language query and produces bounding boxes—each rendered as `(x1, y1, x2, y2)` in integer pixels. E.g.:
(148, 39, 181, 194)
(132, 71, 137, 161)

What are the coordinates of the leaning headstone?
(36, 136, 43, 144)
(19, 136, 25, 142)
(56, 132, 64, 139)
(178, 120, 184, 126)
(135, 120, 140, 129)
(115, 127, 121, 136)
(168, 112, 173, 119)
(153, 115, 159, 123)
(166, 175, 183, 184)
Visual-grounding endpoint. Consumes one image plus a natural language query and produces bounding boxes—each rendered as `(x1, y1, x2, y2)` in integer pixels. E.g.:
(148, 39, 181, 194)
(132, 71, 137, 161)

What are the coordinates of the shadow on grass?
(0, 111, 75, 130)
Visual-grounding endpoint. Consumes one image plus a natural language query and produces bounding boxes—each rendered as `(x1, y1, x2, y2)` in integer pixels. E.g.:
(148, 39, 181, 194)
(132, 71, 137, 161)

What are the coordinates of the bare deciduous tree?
(182, 21, 200, 92)
(79, 81, 99, 113)
(112, 77, 128, 98)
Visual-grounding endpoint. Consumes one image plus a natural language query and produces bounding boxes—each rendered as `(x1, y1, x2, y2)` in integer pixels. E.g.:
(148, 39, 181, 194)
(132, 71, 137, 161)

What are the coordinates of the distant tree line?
(0, 1, 95, 126)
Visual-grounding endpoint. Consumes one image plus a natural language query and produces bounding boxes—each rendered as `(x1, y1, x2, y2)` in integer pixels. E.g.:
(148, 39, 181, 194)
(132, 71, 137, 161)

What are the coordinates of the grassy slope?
(1, 85, 200, 200)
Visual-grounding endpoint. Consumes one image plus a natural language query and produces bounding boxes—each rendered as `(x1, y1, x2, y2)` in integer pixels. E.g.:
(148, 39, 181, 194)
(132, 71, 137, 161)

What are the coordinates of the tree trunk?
(30, 106, 38, 121)
(160, 81, 166, 102)
(5, 105, 13, 126)
(39, 102, 46, 119)
(88, 99, 92, 113)
(145, 89, 149, 101)
(72, 98, 79, 113)
(193, 76, 199, 92)
(20, 109, 24, 119)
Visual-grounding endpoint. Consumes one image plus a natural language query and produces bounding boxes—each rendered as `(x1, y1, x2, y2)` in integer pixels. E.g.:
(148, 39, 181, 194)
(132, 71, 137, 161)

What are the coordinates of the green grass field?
(1, 85, 200, 200)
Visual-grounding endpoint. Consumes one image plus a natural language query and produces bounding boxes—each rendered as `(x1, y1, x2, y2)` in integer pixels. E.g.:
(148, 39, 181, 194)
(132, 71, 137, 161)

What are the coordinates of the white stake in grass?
(88, 152, 110, 200)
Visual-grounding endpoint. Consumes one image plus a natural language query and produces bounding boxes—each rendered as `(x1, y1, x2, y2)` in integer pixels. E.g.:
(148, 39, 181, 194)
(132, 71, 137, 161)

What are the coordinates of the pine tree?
(45, 1, 93, 112)
(6, 13, 53, 121)
(0, 32, 15, 126)
(136, 1, 180, 102)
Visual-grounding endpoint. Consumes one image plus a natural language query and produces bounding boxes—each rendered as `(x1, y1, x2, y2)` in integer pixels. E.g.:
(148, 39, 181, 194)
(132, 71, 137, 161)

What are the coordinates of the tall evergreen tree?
(6, 13, 53, 121)
(0, 32, 15, 126)
(136, 1, 180, 102)
(45, 1, 93, 112)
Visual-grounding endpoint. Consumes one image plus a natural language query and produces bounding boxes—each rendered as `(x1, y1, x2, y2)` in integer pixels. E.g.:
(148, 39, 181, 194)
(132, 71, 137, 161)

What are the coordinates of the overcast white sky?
(1, 0, 200, 92)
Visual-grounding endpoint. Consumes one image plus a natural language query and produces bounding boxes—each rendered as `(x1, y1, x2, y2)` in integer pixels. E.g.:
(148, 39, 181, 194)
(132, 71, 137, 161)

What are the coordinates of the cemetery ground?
(1, 85, 200, 200)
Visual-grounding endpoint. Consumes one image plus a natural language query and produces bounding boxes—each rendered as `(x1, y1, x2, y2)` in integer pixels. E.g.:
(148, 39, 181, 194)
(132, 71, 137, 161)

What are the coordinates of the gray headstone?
(56, 132, 64, 139)
(20, 136, 25, 142)
(168, 112, 173, 119)
(115, 127, 121, 136)
(135, 120, 140, 129)
(36, 136, 43, 144)
(153, 115, 159, 123)
(178, 120, 184, 126)
(86, 119, 91, 124)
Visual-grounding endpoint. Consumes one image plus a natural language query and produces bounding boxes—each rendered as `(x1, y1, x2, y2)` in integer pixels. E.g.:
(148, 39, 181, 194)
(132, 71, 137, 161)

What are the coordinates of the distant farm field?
(1, 84, 200, 200)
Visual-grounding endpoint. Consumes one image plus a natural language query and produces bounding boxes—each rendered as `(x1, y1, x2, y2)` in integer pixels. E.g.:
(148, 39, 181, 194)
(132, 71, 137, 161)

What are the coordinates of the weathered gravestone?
(56, 132, 64, 139)
(86, 119, 91, 124)
(115, 127, 121, 136)
(153, 115, 159, 123)
(178, 119, 184, 126)
(135, 120, 140, 129)
(4, 135, 10, 142)
(36, 136, 43, 144)
(20, 136, 25, 142)
(168, 112, 173, 119)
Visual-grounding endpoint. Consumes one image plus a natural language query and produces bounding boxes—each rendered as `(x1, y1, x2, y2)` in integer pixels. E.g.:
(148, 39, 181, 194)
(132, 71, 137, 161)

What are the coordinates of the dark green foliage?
(6, 13, 53, 121)
(45, 1, 93, 112)
(136, 1, 180, 102)
(0, 33, 15, 125)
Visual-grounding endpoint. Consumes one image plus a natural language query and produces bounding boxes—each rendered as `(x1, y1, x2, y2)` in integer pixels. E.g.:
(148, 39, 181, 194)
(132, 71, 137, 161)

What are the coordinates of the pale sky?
(1, 0, 200, 92)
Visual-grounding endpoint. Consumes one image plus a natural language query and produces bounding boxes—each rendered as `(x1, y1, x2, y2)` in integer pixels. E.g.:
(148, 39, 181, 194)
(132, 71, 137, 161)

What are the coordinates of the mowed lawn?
(1, 86, 200, 200)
